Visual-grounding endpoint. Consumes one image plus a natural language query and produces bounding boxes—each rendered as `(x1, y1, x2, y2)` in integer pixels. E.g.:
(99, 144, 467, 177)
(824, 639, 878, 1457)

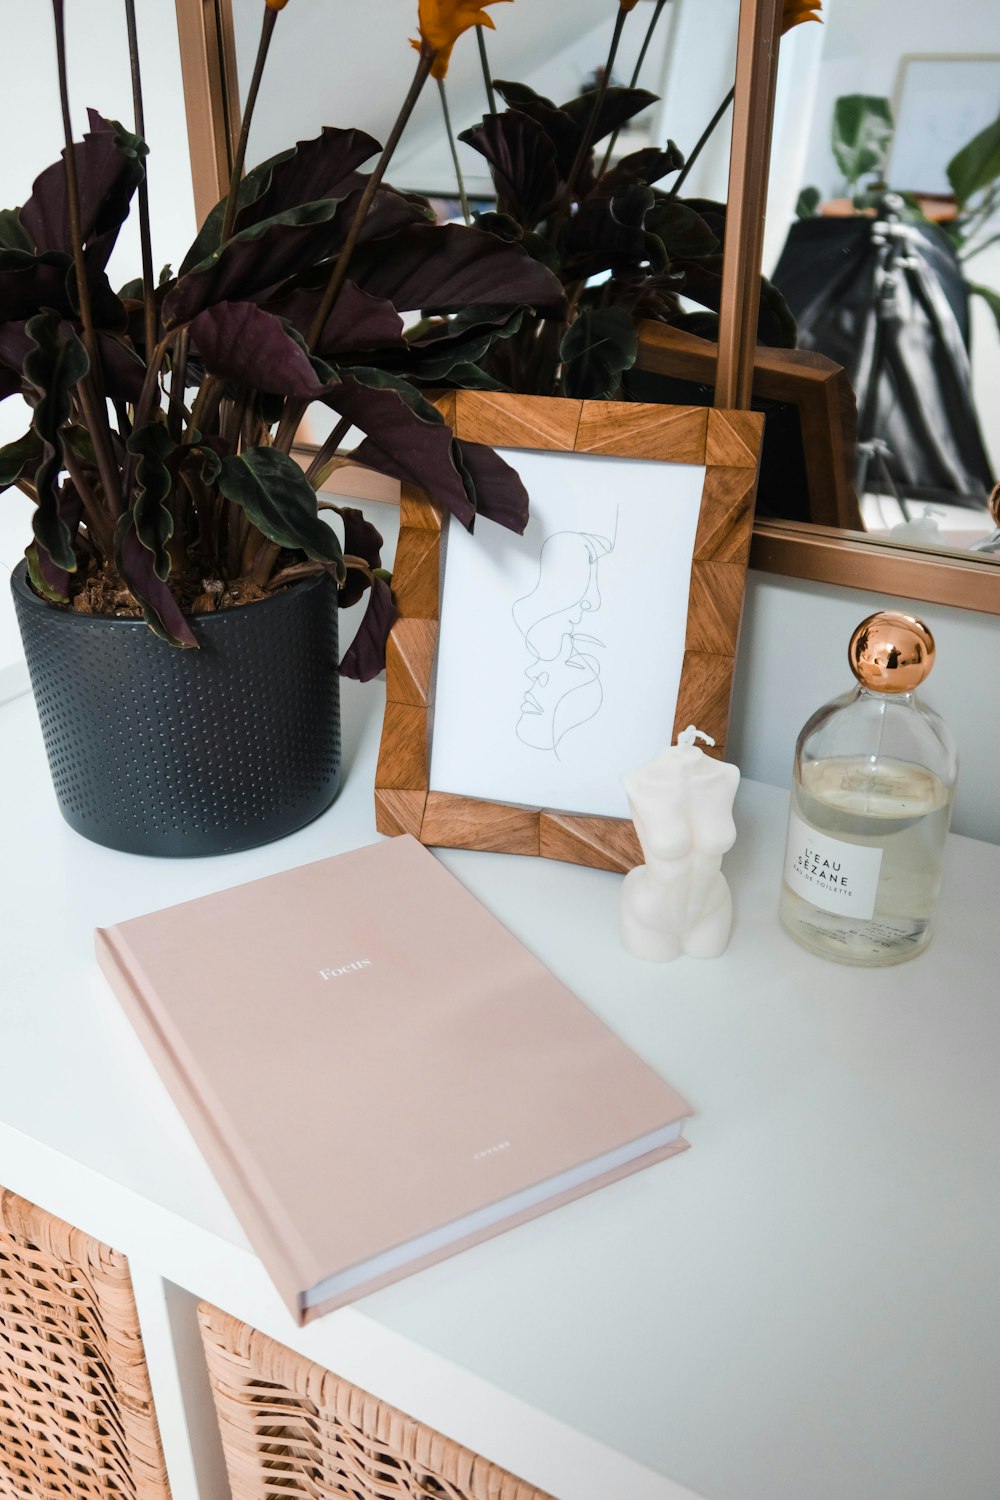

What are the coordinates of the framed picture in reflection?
(375, 392, 763, 871)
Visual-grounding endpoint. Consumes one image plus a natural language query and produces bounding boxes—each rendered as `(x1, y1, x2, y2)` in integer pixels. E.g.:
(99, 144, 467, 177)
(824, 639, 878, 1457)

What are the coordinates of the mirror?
(764, 1, 1000, 564)
(190, 0, 1000, 605)
(221, 0, 744, 452)
(229, 0, 738, 203)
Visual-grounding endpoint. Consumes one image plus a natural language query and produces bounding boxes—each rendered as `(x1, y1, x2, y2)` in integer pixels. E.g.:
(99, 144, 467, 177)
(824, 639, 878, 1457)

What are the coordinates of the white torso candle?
(620, 726, 740, 962)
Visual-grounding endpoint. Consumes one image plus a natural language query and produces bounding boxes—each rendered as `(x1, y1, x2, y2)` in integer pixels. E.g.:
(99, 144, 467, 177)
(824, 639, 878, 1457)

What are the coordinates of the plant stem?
(62, 443, 115, 556)
(438, 79, 471, 224)
(51, 0, 124, 518)
(123, 329, 177, 503)
(669, 84, 734, 198)
(219, 6, 278, 245)
(123, 0, 156, 363)
(564, 8, 628, 205)
(476, 24, 496, 114)
(599, 0, 669, 177)
(52, 2, 96, 360)
(306, 49, 433, 352)
(131, 332, 176, 434)
(304, 416, 352, 487)
(273, 48, 435, 454)
(168, 327, 189, 441)
(263, 559, 328, 590)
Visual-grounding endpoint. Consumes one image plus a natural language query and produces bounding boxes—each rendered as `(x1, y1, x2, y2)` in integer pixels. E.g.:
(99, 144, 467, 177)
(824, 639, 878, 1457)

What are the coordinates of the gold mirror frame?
(173, 0, 1000, 618)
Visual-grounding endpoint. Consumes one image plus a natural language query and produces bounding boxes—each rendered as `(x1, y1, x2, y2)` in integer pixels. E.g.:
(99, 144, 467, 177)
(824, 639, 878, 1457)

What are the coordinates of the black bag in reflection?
(772, 210, 995, 508)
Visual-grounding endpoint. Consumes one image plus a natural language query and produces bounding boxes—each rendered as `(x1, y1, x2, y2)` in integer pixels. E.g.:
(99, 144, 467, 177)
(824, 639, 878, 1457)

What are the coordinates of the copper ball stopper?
(848, 611, 936, 694)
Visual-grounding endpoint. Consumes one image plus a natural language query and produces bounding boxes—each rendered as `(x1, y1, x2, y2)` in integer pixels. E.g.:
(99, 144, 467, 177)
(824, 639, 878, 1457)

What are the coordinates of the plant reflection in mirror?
(454, 0, 806, 403)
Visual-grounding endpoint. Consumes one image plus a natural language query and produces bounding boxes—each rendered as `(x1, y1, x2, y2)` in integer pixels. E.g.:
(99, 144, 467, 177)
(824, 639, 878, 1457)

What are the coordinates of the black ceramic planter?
(11, 561, 341, 857)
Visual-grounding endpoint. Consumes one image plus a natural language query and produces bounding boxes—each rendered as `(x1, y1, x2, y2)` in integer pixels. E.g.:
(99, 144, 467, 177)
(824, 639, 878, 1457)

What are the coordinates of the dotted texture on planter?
(12, 566, 341, 857)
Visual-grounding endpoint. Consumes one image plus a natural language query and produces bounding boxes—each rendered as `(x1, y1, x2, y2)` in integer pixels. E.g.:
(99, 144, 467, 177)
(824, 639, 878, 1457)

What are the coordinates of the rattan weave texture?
(198, 1302, 556, 1500)
(0, 1188, 171, 1499)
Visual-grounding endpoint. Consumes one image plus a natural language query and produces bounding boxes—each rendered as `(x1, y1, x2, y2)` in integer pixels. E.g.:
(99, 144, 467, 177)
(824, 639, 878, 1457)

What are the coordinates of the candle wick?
(677, 725, 716, 749)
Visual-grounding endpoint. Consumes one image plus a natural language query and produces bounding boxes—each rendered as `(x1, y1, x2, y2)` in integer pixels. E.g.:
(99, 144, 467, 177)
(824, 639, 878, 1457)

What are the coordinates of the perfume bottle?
(779, 611, 958, 966)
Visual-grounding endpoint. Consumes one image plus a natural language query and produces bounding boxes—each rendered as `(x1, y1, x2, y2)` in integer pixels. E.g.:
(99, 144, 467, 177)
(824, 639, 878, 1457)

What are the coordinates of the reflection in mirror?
(233, 1, 737, 202)
(766, 3, 1000, 561)
(227, 0, 741, 427)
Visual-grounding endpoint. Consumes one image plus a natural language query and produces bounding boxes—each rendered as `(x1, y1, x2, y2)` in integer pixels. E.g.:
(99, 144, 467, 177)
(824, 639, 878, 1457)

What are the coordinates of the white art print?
(430, 447, 706, 819)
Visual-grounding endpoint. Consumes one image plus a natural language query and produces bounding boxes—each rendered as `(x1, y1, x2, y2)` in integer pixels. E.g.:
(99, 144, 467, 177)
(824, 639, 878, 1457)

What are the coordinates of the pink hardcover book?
(96, 835, 691, 1323)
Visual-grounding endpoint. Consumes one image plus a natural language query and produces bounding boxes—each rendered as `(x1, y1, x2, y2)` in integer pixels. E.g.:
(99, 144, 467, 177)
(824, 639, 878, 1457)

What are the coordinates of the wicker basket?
(0, 1187, 171, 1498)
(198, 1302, 556, 1500)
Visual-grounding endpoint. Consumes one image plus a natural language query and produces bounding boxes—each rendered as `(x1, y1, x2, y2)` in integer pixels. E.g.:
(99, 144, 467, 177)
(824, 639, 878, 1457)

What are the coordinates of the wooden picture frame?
(632, 322, 863, 531)
(374, 392, 764, 873)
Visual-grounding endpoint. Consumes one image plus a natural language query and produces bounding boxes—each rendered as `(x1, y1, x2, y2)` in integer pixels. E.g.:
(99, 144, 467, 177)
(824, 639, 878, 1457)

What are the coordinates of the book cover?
(96, 835, 691, 1323)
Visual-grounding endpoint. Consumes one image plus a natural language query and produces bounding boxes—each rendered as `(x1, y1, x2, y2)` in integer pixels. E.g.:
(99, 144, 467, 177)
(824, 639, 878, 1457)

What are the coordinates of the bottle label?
(783, 811, 883, 920)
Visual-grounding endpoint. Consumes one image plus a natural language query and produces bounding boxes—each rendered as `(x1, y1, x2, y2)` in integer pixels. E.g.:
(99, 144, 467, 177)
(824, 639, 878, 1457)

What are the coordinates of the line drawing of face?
(512, 522, 615, 755)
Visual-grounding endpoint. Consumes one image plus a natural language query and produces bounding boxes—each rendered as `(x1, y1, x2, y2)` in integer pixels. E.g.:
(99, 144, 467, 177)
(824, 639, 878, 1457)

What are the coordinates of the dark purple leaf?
(127, 423, 177, 580)
(189, 301, 326, 396)
(559, 87, 659, 146)
(180, 129, 382, 275)
(25, 543, 68, 603)
(115, 510, 198, 647)
(0, 209, 32, 252)
(97, 331, 146, 402)
(682, 198, 727, 242)
(0, 251, 73, 321)
(23, 310, 89, 574)
(0, 366, 20, 401)
(459, 112, 559, 227)
(339, 574, 396, 682)
(452, 439, 529, 534)
(600, 144, 684, 193)
(470, 210, 523, 242)
(236, 128, 381, 233)
(217, 447, 345, 572)
(329, 505, 386, 608)
(326, 368, 475, 529)
(560, 305, 637, 400)
(337, 180, 432, 247)
(646, 197, 719, 259)
(0, 319, 31, 378)
(268, 279, 405, 358)
(379, 305, 524, 385)
(563, 184, 662, 279)
(0, 249, 125, 329)
(25, 480, 82, 601)
(1, 319, 133, 409)
(494, 81, 581, 179)
(162, 201, 345, 327)
(0, 429, 41, 489)
(346, 223, 565, 315)
(20, 110, 145, 268)
(674, 255, 797, 348)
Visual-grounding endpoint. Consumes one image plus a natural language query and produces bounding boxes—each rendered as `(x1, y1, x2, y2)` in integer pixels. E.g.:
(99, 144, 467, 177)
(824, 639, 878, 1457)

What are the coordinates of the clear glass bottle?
(779, 611, 958, 966)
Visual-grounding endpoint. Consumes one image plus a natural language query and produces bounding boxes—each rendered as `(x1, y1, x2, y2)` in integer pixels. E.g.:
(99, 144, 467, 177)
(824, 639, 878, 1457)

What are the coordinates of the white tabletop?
(0, 677, 997, 1500)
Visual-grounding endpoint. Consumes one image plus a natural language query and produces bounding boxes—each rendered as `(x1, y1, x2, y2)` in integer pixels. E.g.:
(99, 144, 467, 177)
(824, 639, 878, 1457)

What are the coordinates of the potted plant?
(1, 0, 561, 856)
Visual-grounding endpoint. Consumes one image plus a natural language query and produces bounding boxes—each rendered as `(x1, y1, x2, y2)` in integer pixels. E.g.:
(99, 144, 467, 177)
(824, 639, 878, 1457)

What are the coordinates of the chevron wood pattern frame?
(375, 392, 763, 874)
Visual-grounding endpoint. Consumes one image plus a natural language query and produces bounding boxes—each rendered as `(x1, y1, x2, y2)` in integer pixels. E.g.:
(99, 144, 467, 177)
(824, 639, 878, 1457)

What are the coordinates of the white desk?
(1, 679, 998, 1500)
